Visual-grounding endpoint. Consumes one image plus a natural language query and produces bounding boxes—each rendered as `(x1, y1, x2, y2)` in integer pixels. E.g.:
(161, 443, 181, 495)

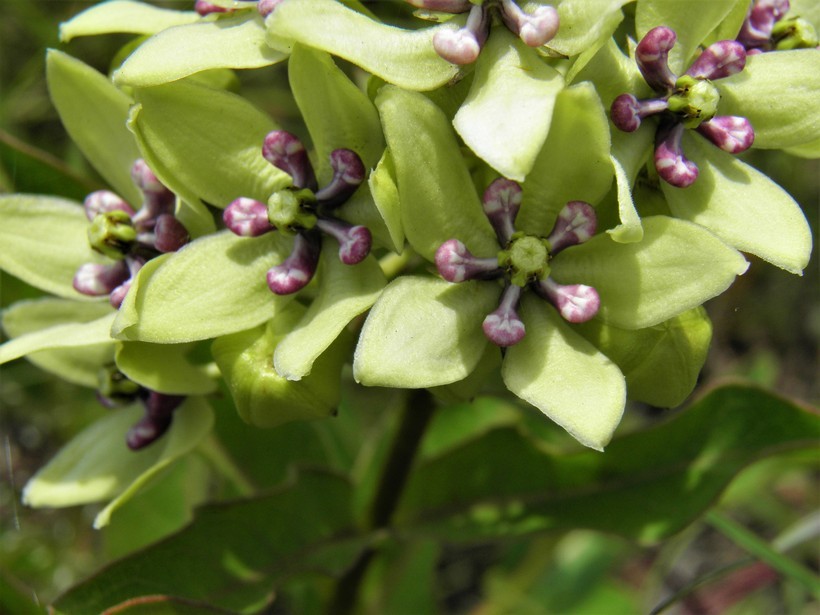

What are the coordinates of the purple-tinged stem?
(153, 214, 190, 253)
(686, 40, 746, 80)
(262, 130, 317, 191)
(224, 197, 275, 237)
(654, 122, 699, 188)
(195, 0, 229, 15)
(266, 232, 321, 294)
(636, 26, 678, 92)
(535, 278, 600, 323)
(315, 218, 372, 265)
(498, 0, 559, 47)
(482, 178, 521, 245)
(435, 239, 502, 283)
(433, 3, 489, 65)
(697, 116, 755, 154)
(126, 392, 185, 451)
(258, 0, 284, 17)
(547, 201, 597, 255)
(314, 149, 366, 209)
(610, 94, 668, 132)
(482, 283, 526, 347)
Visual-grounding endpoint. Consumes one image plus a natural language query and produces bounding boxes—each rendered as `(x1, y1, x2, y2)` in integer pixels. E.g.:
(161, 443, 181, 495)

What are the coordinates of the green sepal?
(368, 149, 404, 253)
(353, 276, 499, 388)
(114, 14, 286, 88)
(0, 194, 104, 299)
(551, 216, 749, 330)
(376, 86, 497, 261)
(1, 298, 115, 387)
(47, 50, 141, 204)
(575, 307, 712, 408)
(550, 0, 629, 58)
(274, 242, 386, 381)
(130, 79, 290, 208)
(59, 0, 199, 42)
(502, 295, 626, 451)
(112, 230, 295, 343)
(24, 396, 213, 529)
(453, 28, 563, 182)
(662, 132, 813, 275)
(718, 49, 820, 151)
(267, 0, 459, 91)
(212, 305, 346, 428)
(116, 341, 218, 395)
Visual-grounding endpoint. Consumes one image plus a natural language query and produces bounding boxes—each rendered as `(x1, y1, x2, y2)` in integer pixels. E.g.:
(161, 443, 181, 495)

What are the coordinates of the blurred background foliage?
(0, 1, 817, 613)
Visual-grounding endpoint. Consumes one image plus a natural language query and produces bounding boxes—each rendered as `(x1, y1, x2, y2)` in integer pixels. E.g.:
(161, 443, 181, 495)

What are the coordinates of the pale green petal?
(376, 86, 496, 261)
(112, 231, 294, 343)
(784, 137, 820, 159)
(60, 0, 199, 42)
(0, 313, 115, 366)
(368, 149, 404, 253)
(267, 0, 459, 91)
(606, 126, 653, 243)
(114, 14, 285, 88)
(274, 243, 386, 381)
(116, 342, 218, 395)
(502, 295, 626, 451)
(46, 50, 141, 204)
(353, 277, 498, 388)
(550, 0, 628, 57)
(552, 216, 749, 329)
(0, 195, 102, 299)
(567, 37, 644, 108)
(662, 133, 813, 274)
(453, 29, 563, 182)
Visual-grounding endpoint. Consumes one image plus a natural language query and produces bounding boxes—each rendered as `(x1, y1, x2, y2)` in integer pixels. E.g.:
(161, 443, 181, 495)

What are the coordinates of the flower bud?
(697, 116, 755, 154)
(224, 197, 275, 237)
(73, 261, 130, 297)
(315, 218, 372, 265)
(432, 3, 489, 65)
(483, 284, 526, 347)
(314, 149, 366, 208)
(266, 232, 321, 294)
(262, 130, 317, 190)
(636, 26, 678, 92)
(685, 40, 746, 81)
(83, 190, 135, 221)
(535, 278, 600, 323)
(153, 214, 190, 253)
(546, 201, 596, 255)
(654, 122, 699, 188)
(258, 0, 284, 17)
(482, 178, 522, 245)
(498, 0, 559, 48)
(435, 239, 501, 282)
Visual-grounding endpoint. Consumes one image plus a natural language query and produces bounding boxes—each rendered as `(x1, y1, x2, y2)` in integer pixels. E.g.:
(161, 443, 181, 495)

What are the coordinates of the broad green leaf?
(454, 29, 563, 182)
(0, 313, 115, 366)
(606, 127, 653, 243)
(718, 49, 820, 150)
(23, 397, 212, 519)
(368, 149, 404, 252)
(112, 230, 294, 343)
(575, 307, 712, 408)
(635, 0, 745, 73)
(53, 471, 365, 614)
(503, 296, 626, 451)
(288, 44, 384, 178)
(395, 384, 820, 542)
(0, 194, 102, 299)
(131, 80, 289, 208)
(552, 216, 749, 329)
(46, 50, 141, 204)
(116, 341, 217, 395)
(361, 540, 440, 615)
(353, 276, 498, 388)
(114, 14, 285, 88)
(212, 305, 346, 428)
(551, 0, 628, 57)
(662, 133, 813, 275)
(113, 253, 168, 337)
(267, 0, 459, 91)
(376, 86, 497, 261)
(518, 83, 613, 234)
(60, 1, 199, 42)
(1, 298, 114, 387)
(274, 244, 386, 381)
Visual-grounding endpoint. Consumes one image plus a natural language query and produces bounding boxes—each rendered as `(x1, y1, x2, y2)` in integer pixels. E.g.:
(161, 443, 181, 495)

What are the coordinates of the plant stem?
(328, 388, 437, 615)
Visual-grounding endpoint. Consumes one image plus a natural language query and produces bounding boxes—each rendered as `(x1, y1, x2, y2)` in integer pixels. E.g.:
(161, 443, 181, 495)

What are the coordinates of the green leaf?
(550, 0, 628, 58)
(395, 384, 820, 542)
(112, 231, 294, 343)
(116, 341, 218, 395)
(267, 0, 459, 91)
(662, 132, 813, 275)
(212, 305, 346, 428)
(718, 49, 820, 150)
(353, 276, 498, 388)
(52, 471, 364, 614)
(288, 44, 384, 177)
(1, 298, 114, 387)
(503, 296, 626, 451)
(274, 243, 386, 381)
(368, 149, 404, 253)
(376, 86, 497, 261)
(114, 14, 286, 88)
(59, 0, 199, 42)
(22, 396, 213, 529)
(130, 80, 289, 208)
(552, 216, 749, 329)
(0, 194, 102, 299)
(517, 82, 613, 234)
(575, 307, 712, 408)
(46, 50, 141, 205)
(453, 29, 563, 182)
(0, 313, 115, 366)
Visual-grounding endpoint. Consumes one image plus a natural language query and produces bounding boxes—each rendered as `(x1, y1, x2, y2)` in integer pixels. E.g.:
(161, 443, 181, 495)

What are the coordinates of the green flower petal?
(114, 14, 285, 88)
(112, 231, 294, 343)
(46, 50, 141, 204)
(0, 313, 115, 366)
(502, 295, 626, 451)
(453, 29, 563, 182)
(568, 37, 644, 108)
(606, 127, 654, 243)
(368, 149, 404, 253)
(267, 0, 459, 91)
(116, 341, 218, 395)
(130, 79, 289, 208)
(662, 133, 813, 275)
(576, 307, 712, 408)
(719, 49, 820, 150)
(551, 0, 628, 58)
(552, 216, 749, 329)
(784, 136, 820, 159)
(274, 242, 386, 381)
(353, 277, 498, 388)
(60, 0, 199, 42)
(376, 86, 496, 261)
